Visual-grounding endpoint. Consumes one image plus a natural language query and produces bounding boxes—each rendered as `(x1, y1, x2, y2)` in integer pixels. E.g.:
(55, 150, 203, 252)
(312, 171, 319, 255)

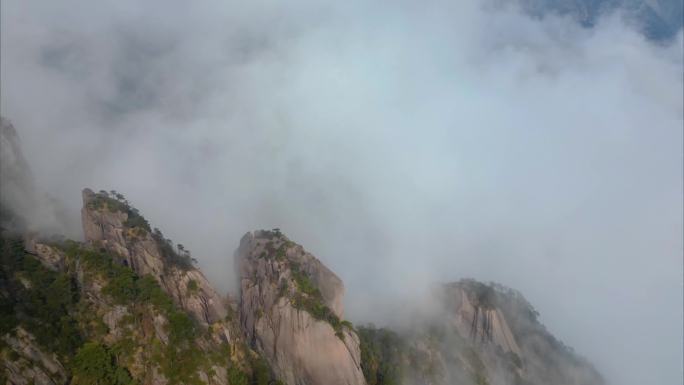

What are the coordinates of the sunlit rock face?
(235, 230, 366, 385)
(81, 188, 227, 326)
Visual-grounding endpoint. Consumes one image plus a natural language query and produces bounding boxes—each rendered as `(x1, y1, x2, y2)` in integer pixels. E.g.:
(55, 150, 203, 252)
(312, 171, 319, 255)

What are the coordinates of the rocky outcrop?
(1, 179, 606, 385)
(3, 240, 236, 385)
(26, 241, 66, 271)
(432, 280, 604, 385)
(442, 281, 521, 356)
(236, 230, 366, 385)
(356, 279, 603, 385)
(80, 188, 227, 326)
(2, 327, 67, 385)
(0, 117, 35, 233)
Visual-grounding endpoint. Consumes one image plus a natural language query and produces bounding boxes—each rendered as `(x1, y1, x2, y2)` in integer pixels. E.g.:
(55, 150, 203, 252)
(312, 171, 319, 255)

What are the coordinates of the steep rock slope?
(0, 117, 34, 230)
(449, 280, 604, 385)
(0, 120, 606, 385)
(357, 280, 604, 385)
(0, 117, 68, 234)
(2, 327, 67, 385)
(81, 188, 227, 326)
(1, 215, 284, 385)
(1, 234, 241, 385)
(443, 282, 521, 357)
(235, 230, 366, 385)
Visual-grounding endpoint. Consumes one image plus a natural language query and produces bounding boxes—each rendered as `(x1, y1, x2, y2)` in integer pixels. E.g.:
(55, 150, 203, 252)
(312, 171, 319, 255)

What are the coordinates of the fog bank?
(1, 1, 682, 385)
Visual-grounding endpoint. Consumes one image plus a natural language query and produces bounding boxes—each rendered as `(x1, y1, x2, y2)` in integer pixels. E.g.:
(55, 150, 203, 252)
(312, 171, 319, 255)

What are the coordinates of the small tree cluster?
(151, 228, 196, 270)
(71, 342, 136, 385)
(357, 325, 407, 385)
(89, 190, 151, 232)
(0, 236, 82, 357)
(289, 262, 350, 339)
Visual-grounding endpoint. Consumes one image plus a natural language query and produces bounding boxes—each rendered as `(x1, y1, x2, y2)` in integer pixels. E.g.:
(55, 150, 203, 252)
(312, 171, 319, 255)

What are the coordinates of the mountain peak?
(81, 187, 227, 326)
(235, 229, 365, 385)
(1, 184, 606, 385)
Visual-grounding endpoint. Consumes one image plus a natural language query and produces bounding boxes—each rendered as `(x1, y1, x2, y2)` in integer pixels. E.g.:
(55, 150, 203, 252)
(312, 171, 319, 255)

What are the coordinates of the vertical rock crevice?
(235, 230, 366, 385)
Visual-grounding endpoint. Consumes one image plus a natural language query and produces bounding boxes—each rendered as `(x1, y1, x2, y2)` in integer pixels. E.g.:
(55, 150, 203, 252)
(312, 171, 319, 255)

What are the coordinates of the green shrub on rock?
(72, 342, 136, 385)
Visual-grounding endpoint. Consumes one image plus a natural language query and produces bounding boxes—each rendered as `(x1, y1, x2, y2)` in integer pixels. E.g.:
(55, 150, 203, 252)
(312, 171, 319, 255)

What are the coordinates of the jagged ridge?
(0, 182, 605, 385)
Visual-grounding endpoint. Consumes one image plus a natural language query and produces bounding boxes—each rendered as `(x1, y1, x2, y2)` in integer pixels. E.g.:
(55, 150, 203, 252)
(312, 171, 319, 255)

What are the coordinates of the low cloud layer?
(1, 1, 682, 385)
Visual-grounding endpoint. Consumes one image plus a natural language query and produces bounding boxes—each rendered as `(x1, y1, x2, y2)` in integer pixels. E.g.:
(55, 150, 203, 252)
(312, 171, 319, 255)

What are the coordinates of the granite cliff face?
(2, 327, 67, 385)
(358, 280, 605, 385)
(443, 281, 522, 357)
(1, 186, 606, 385)
(235, 230, 366, 385)
(81, 188, 227, 327)
(1, 206, 254, 385)
(0, 121, 605, 385)
(28, 241, 235, 385)
(0, 184, 605, 385)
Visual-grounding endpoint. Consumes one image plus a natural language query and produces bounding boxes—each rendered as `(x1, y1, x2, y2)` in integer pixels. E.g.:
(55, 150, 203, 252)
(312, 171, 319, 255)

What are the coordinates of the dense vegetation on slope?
(357, 324, 477, 385)
(0, 235, 135, 384)
(357, 326, 406, 385)
(0, 235, 83, 359)
(71, 342, 135, 385)
(0, 233, 282, 385)
(1, 220, 604, 385)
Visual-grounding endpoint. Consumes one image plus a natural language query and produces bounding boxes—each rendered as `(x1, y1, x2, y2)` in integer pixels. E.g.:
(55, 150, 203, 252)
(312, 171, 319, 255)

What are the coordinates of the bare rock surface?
(437, 280, 604, 385)
(81, 188, 227, 326)
(30, 242, 66, 271)
(2, 327, 67, 385)
(0, 176, 606, 385)
(443, 281, 522, 356)
(236, 230, 366, 385)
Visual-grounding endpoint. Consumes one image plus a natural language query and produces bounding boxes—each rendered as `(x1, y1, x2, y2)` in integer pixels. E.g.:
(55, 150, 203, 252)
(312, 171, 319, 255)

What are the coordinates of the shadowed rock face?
(235, 230, 366, 385)
(435, 280, 604, 385)
(443, 281, 522, 356)
(0, 118, 34, 226)
(0, 117, 69, 235)
(3, 327, 67, 385)
(81, 188, 227, 326)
